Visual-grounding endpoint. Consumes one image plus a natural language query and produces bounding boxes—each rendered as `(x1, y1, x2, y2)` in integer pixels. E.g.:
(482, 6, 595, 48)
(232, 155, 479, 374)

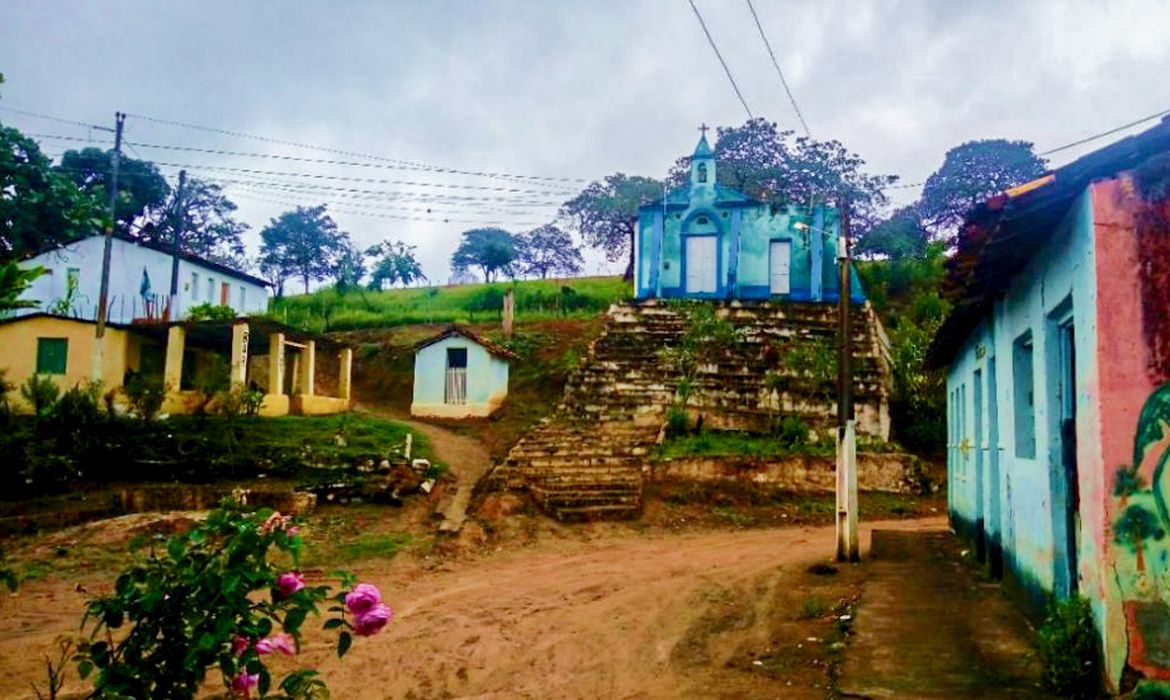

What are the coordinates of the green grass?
(270, 276, 632, 332)
(195, 413, 429, 465)
(654, 431, 835, 460)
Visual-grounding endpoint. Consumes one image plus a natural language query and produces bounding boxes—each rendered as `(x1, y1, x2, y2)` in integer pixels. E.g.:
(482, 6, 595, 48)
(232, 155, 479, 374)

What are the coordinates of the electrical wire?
(745, 0, 810, 137)
(687, 0, 754, 119)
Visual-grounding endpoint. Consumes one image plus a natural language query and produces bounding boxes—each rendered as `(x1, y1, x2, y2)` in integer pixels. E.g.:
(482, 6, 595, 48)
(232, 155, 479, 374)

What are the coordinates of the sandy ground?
(0, 515, 945, 699)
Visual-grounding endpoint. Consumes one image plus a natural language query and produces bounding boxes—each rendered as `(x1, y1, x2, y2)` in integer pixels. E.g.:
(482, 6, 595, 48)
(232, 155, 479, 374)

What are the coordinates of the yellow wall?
(0, 317, 132, 411)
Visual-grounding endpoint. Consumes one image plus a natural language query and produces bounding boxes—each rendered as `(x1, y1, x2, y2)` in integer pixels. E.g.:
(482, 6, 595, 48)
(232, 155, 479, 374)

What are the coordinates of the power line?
(0, 105, 110, 132)
(123, 111, 589, 186)
(28, 132, 577, 191)
(1038, 106, 1170, 156)
(687, 0, 754, 119)
(744, 0, 810, 137)
(231, 192, 541, 227)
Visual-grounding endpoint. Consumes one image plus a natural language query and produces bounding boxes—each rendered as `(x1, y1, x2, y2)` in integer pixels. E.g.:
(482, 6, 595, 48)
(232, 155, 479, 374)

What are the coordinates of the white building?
(17, 233, 269, 323)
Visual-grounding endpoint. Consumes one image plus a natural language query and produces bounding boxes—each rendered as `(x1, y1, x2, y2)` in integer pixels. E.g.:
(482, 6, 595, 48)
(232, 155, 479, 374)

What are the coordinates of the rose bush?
(72, 504, 392, 699)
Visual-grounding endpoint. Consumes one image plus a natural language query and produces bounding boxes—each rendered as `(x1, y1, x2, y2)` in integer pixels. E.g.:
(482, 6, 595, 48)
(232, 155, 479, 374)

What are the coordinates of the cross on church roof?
(698, 123, 709, 137)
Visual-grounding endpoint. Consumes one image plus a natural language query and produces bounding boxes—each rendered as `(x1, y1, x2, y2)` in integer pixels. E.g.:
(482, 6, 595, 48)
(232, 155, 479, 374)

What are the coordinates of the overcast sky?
(3, 0, 1169, 283)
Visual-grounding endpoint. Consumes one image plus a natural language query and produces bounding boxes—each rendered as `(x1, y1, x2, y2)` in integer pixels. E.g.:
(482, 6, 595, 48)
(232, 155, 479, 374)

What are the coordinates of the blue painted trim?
(728, 209, 741, 298)
(810, 207, 824, 301)
(649, 211, 663, 297)
(679, 208, 725, 297)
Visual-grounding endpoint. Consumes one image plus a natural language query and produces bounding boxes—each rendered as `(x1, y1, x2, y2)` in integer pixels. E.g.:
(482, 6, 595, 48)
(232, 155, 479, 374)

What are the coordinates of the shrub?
(73, 505, 391, 699)
(125, 373, 167, 421)
(188, 302, 237, 322)
(219, 383, 266, 417)
(775, 415, 809, 447)
(1035, 596, 1100, 698)
(48, 382, 107, 462)
(0, 368, 12, 417)
(665, 405, 689, 439)
(465, 286, 504, 319)
(20, 375, 60, 417)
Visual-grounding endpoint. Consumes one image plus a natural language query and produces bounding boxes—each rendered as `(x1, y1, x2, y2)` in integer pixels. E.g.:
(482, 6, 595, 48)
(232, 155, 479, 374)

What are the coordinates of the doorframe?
(768, 236, 793, 296)
(974, 367, 986, 564)
(987, 354, 1004, 578)
(679, 208, 723, 298)
(1046, 296, 1079, 598)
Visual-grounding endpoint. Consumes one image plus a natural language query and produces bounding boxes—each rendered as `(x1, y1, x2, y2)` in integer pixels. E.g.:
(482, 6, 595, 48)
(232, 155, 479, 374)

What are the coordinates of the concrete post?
(338, 347, 353, 401)
(268, 333, 285, 395)
(230, 322, 250, 387)
(298, 340, 315, 396)
(164, 325, 186, 392)
(836, 420, 859, 562)
(503, 289, 515, 340)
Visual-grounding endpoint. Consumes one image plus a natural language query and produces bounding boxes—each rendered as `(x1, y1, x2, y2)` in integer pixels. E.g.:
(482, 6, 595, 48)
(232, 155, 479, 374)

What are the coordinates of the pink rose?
(344, 583, 382, 616)
(276, 571, 305, 599)
(255, 632, 296, 656)
(286, 525, 301, 538)
(354, 602, 393, 637)
(232, 670, 259, 696)
(231, 635, 250, 656)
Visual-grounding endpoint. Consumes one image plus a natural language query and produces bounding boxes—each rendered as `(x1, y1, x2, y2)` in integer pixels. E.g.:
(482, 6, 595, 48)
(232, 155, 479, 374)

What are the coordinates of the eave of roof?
(412, 324, 520, 361)
(926, 117, 1170, 369)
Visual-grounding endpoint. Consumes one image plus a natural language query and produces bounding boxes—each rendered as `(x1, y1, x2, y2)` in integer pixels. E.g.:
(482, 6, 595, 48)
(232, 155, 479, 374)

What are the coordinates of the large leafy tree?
(259, 205, 347, 295)
(138, 177, 248, 268)
(367, 240, 426, 290)
(451, 228, 517, 283)
(854, 205, 930, 260)
(919, 139, 1047, 241)
(56, 147, 170, 235)
(0, 125, 104, 260)
(559, 174, 662, 280)
(666, 118, 897, 233)
(516, 224, 583, 279)
(332, 235, 366, 292)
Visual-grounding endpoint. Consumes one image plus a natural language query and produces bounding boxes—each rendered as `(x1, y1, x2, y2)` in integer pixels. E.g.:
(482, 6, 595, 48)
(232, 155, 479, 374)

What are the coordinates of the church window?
(697, 163, 708, 183)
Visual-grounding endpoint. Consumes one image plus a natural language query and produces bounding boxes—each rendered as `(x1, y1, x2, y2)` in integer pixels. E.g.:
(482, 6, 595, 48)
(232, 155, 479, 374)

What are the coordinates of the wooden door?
(769, 240, 791, 295)
(685, 236, 716, 294)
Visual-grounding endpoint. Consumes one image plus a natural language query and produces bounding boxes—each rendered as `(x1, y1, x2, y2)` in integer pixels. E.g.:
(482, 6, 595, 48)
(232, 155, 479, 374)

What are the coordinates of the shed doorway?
(1048, 303, 1080, 598)
(445, 347, 468, 405)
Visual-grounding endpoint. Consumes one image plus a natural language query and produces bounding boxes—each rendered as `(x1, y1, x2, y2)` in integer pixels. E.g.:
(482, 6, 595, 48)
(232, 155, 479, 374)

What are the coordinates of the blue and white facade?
(634, 134, 863, 302)
(17, 234, 269, 323)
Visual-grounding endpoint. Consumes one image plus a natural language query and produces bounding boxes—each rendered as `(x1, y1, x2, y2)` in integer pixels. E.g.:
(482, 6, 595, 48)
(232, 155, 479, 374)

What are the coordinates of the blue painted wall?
(411, 335, 510, 417)
(634, 136, 864, 303)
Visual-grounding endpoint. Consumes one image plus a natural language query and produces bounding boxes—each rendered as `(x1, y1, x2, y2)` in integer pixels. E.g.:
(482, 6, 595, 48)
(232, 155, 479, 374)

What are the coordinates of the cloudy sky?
(3, 0, 1169, 283)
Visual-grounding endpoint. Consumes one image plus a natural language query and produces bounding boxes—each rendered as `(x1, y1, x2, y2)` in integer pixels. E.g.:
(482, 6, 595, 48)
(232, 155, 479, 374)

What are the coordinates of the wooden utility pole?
(92, 112, 125, 381)
(836, 200, 859, 563)
(167, 169, 187, 320)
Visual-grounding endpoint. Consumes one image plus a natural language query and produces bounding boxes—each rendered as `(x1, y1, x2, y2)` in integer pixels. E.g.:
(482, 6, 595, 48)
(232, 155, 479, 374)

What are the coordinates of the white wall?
(18, 236, 268, 323)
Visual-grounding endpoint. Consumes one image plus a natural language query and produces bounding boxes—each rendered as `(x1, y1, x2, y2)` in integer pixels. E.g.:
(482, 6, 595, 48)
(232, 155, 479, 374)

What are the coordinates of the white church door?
(685, 236, 717, 294)
(769, 240, 792, 295)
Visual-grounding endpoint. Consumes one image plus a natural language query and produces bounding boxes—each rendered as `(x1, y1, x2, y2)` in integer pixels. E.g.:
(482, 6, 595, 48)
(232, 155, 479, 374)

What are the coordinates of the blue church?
(634, 131, 864, 302)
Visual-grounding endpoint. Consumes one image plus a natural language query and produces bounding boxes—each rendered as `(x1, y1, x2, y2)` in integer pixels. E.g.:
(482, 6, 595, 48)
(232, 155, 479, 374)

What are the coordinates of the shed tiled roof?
(413, 324, 520, 361)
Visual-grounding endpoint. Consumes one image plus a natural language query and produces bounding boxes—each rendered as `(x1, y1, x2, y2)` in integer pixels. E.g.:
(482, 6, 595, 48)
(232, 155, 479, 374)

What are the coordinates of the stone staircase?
(488, 299, 892, 521)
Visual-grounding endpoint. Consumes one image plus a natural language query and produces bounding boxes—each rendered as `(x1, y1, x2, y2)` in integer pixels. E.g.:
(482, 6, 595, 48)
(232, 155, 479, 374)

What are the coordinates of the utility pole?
(92, 112, 125, 381)
(168, 169, 187, 321)
(836, 199, 859, 563)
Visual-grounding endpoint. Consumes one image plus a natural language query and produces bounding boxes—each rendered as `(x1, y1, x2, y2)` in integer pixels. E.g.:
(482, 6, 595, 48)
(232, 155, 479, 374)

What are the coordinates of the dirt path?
(355, 403, 492, 532)
(0, 517, 949, 699)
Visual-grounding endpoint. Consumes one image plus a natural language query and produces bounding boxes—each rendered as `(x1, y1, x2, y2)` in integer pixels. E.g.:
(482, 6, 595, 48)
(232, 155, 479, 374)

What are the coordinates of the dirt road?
(0, 517, 946, 699)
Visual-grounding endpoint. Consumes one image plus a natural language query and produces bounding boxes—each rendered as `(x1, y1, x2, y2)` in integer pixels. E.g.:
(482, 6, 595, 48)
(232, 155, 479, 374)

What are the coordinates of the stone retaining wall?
(649, 452, 932, 494)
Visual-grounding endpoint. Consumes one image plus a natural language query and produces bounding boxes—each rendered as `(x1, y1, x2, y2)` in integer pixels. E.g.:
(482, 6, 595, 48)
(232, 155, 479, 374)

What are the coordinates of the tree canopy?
(516, 224, 583, 279)
(919, 139, 1047, 241)
(854, 206, 930, 260)
(559, 174, 661, 280)
(56, 147, 170, 236)
(450, 228, 517, 283)
(0, 125, 104, 260)
(367, 240, 426, 290)
(259, 205, 348, 295)
(137, 177, 249, 268)
(667, 118, 897, 233)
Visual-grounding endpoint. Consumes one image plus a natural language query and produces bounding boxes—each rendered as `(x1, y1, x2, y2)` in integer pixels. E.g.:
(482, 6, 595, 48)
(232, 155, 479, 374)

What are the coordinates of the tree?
(666, 118, 897, 234)
(259, 205, 347, 294)
(332, 235, 367, 292)
(366, 240, 426, 290)
(919, 139, 1047, 241)
(0, 261, 44, 313)
(0, 125, 103, 259)
(854, 206, 930, 260)
(56, 147, 170, 235)
(138, 177, 249, 268)
(516, 224, 583, 279)
(450, 228, 517, 283)
(559, 174, 662, 280)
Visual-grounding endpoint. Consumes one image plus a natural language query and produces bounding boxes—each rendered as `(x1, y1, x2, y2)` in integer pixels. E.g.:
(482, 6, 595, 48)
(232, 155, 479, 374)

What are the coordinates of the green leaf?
(323, 618, 344, 630)
(78, 659, 94, 679)
(283, 608, 307, 634)
(337, 631, 352, 658)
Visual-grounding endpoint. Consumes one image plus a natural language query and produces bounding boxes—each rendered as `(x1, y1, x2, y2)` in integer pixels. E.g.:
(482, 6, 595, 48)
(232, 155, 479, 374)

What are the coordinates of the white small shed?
(410, 326, 519, 419)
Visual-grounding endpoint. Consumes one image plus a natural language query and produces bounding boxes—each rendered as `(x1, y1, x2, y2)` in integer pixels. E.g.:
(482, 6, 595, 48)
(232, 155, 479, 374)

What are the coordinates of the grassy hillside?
(271, 276, 632, 333)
